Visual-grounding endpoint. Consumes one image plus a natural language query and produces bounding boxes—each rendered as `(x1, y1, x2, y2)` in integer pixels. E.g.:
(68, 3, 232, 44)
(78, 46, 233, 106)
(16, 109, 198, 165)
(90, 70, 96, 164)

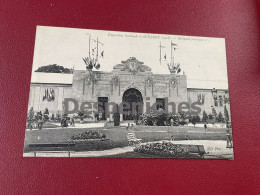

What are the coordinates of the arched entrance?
(122, 88, 143, 120)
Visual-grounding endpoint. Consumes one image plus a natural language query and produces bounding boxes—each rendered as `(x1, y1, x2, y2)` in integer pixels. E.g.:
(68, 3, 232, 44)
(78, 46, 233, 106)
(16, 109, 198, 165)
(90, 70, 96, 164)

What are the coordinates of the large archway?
(122, 88, 143, 120)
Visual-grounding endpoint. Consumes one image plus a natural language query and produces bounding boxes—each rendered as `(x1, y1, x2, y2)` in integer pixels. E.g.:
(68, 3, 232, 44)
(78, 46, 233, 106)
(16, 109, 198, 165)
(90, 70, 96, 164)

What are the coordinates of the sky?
(32, 26, 229, 89)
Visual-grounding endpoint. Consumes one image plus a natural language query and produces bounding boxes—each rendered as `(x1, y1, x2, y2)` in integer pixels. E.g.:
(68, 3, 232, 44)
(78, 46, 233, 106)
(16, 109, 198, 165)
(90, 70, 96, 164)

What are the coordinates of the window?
(156, 98, 165, 110)
(219, 95, 223, 107)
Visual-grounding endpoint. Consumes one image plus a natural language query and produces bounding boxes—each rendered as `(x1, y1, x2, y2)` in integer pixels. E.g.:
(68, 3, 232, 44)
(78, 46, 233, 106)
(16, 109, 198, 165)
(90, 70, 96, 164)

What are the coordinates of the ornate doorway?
(122, 88, 143, 120)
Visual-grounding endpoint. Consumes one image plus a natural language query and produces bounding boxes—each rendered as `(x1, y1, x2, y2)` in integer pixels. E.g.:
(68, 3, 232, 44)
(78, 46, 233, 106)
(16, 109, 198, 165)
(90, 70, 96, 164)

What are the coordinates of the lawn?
(24, 125, 227, 153)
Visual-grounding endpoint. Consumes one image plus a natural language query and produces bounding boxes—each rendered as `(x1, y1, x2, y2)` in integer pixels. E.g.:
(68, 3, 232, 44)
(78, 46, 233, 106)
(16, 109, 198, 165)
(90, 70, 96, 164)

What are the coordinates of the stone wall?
(27, 84, 73, 114)
(72, 69, 188, 117)
(28, 68, 230, 122)
(187, 88, 230, 119)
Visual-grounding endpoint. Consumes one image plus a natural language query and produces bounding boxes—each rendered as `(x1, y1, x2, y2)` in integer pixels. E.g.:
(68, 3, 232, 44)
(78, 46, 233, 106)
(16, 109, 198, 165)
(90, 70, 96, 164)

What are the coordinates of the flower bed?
(71, 130, 106, 141)
(134, 142, 190, 158)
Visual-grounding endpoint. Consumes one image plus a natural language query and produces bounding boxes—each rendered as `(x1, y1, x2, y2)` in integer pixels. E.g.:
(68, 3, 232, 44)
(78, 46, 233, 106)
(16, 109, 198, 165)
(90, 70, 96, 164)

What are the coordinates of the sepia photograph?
(23, 26, 233, 159)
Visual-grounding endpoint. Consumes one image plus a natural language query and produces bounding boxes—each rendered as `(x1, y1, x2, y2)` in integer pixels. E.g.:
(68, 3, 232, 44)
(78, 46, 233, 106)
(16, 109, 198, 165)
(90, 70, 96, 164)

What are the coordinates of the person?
(38, 120, 44, 130)
(126, 123, 130, 131)
(226, 128, 233, 148)
(27, 122, 33, 130)
(63, 118, 67, 127)
(204, 123, 207, 131)
(70, 117, 75, 127)
(61, 118, 64, 128)
(185, 133, 189, 140)
(94, 113, 99, 123)
(131, 123, 137, 131)
(170, 118, 174, 126)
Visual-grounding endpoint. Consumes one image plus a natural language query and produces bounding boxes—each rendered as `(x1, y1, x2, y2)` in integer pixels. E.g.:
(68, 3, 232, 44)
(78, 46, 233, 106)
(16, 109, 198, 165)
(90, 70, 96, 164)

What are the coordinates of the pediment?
(113, 57, 152, 74)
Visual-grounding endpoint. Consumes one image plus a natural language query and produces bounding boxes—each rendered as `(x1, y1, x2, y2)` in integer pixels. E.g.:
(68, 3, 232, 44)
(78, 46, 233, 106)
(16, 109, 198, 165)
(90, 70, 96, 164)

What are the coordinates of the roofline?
(187, 88, 228, 91)
(31, 82, 72, 86)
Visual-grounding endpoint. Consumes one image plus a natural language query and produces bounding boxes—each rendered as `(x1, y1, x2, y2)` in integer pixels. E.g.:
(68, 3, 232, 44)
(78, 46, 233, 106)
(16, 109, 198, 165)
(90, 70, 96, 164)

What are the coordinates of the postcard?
(23, 26, 233, 159)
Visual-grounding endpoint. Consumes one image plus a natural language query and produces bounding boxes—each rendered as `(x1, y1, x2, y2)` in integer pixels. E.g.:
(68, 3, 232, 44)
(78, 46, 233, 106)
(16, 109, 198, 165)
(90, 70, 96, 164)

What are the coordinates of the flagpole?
(88, 35, 91, 59)
(96, 37, 99, 63)
(159, 42, 161, 65)
(171, 40, 172, 62)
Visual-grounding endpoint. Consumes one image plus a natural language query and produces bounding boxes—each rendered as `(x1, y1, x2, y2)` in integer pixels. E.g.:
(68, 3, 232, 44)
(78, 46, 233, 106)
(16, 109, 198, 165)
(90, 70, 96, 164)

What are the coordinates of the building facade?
(28, 57, 230, 121)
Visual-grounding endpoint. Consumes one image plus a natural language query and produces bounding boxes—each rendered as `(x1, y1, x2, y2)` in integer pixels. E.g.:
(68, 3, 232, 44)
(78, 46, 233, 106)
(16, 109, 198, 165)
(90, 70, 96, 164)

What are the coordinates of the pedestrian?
(63, 118, 67, 127)
(170, 118, 174, 126)
(226, 128, 233, 148)
(126, 123, 130, 131)
(71, 117, 75, 127)
(204, 123, 207, 131)
(94, 113, 99, 123)
(61, 118, 64, 127)
(38, 120, 44, 130)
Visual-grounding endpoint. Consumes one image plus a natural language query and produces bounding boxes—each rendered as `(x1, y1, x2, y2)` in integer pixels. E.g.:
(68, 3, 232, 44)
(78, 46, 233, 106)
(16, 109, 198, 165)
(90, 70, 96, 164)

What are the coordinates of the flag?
(101, 51, 104, 57)
(164, 54, 166, 59)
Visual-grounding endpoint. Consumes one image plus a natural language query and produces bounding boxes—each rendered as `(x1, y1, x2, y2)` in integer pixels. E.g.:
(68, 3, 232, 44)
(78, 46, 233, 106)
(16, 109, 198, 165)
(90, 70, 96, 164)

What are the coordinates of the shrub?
(27, 107, 34, 121)
(140, 113, 156, 126)
(51, 113, 55, 121)
(71, 131, 106, 140)
(55, 112, 61, 122)
(217, 111, 225, 123)
(179, 121, 187, 126)
(134, 142, 190, 158)
(212, 108, 217, 121)
(191, 115, 200, 126)
(156, 113, 167, 126)
(76, 110, 93, 121)
(202, 111, 208, 122)
(178, 112, 188, 126)
(35, 111, 43, 121)
(43, 108, 49, 121)
(140, 112, 179, 126)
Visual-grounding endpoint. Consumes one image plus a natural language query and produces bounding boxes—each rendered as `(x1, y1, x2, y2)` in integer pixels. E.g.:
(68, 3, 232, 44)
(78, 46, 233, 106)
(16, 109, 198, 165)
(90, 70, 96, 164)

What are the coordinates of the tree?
(224, 105, 229, 123)
(191, 115, 200, 127)
(202, 111, 208, 122)
(76, 110, 93, 123)
(27, 107, 35, 130)
(217, 111, 225, 123)
(35, 64, 72, 73)
(51, 113, 55, 121)
(27, 107, 34, 121)
(43, 108, 49, 121)
(56, 112, 61, 122)
(178, 112, 188, 125)
(212, 107, 217, 121)
(113, 104, 120, 126)
(208, 114, 213, 120)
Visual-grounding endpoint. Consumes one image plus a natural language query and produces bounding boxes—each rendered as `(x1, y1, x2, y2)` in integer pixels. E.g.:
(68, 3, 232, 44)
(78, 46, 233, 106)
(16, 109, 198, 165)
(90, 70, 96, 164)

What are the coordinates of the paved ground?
(26, 121, 227, 131)
(23, 140, 233, 159)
